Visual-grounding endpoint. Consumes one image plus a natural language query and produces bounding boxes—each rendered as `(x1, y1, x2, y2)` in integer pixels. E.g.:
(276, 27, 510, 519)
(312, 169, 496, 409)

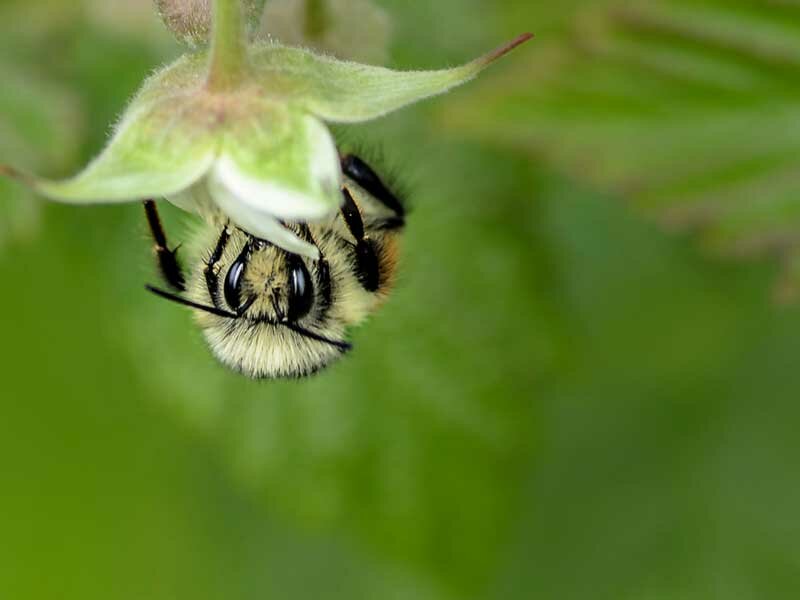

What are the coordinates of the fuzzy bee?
(144, 154, 405, 378)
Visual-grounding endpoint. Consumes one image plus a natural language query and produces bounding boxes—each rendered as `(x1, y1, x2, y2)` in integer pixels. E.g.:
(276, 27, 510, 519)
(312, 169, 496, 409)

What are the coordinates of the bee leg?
(341, 154, 405, 225)
(298, 224, 332, 311)
(203, 226, 231, 310)
(340, 187, 381, 292)
(143, 200, 186, 292)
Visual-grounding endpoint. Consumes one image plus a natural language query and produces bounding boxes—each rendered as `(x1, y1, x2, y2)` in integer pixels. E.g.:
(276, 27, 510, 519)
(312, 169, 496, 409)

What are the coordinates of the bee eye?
(224, 256, 247, 311)
(286, 255, 314, 322)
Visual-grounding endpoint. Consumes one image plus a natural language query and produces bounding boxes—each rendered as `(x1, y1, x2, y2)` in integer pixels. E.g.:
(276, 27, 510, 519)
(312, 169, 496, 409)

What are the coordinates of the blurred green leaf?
(261, 0, 392, 64)
(0, 57, 82, 250)
(445, 0, 800, 301)
(7, 3, 800, 599)
(484, 184, 800, 600)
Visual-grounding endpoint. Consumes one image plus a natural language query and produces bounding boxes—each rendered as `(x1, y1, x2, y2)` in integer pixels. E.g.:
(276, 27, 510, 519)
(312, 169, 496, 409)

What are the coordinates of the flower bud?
(155, 0, 267, 46)
(154, 0, 212, 46)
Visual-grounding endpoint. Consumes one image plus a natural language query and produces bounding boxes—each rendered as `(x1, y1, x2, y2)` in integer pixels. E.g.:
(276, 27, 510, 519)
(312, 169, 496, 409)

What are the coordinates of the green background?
(2, 1, 800, 598)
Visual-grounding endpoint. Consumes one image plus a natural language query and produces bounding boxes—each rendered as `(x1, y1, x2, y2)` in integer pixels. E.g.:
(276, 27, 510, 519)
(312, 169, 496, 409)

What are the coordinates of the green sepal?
(5, 55, 218, 204)
(249, 34, 533, 123)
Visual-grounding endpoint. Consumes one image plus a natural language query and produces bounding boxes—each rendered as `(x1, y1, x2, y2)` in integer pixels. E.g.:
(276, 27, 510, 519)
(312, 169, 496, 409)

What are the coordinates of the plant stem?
(304, 0, 329, 39)
(208, 0, 248, 90)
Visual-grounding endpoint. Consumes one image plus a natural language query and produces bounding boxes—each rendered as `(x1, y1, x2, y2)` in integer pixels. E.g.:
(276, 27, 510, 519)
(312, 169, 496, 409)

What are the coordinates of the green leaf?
(250, 33, 533, 123)
(444, 0, 800, 300)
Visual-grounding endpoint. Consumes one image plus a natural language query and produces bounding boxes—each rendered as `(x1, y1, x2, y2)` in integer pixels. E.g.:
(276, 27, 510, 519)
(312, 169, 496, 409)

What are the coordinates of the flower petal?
(249, 34, 533, 123)
(2, 55, 218, 204)
(208, 169, 320, 259)
(216, 106, 342, 221)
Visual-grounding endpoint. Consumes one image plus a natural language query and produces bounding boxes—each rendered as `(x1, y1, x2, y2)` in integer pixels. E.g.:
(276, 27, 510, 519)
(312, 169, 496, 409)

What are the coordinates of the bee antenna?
(282, 322, 353, 352)
(147, 285, 351, 351)
(145, 285, 239, 319)
(270, 295, 350, 351)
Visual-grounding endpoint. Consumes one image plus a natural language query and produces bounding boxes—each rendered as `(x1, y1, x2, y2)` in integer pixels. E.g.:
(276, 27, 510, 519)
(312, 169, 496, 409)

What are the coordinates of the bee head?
(221, 238, 317, 324)
(176, 231, 349, 379)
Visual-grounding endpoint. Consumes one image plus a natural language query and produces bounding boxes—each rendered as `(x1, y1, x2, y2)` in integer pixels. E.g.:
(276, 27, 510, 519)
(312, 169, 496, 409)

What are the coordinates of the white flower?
(2, 0, 531, 257)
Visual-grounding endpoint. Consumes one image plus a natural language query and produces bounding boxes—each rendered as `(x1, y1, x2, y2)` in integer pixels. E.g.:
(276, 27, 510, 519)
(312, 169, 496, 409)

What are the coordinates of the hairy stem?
(207, 0, 248, 90)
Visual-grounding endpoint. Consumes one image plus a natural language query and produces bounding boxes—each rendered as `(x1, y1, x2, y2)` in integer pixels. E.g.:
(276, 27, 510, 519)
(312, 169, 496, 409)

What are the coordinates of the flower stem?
(207, 0, 248, 90)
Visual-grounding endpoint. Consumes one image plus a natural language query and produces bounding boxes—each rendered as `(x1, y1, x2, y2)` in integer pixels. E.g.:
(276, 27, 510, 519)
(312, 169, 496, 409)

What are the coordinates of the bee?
(144, 154, 406, 379)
